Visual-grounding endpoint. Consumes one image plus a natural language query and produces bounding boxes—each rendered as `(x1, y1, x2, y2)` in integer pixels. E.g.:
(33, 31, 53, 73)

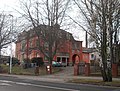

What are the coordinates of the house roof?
(82, 47, 97, 53)
(16, 24, 79, 43)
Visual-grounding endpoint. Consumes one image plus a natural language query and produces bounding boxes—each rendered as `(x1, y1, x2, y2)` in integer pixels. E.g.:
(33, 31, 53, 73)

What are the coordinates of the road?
(0, 75, 120, 91)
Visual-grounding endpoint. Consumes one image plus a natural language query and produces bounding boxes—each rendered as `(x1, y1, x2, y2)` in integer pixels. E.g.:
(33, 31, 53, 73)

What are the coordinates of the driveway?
(54, 66, 74, 76)
(42, 66, 74, 82)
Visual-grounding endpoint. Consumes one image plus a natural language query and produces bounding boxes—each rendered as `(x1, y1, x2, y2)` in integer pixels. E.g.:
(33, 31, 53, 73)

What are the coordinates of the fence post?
(112, 63, 118, 77)
(74, 64, 79, 76)
(85, 63, 90, 76)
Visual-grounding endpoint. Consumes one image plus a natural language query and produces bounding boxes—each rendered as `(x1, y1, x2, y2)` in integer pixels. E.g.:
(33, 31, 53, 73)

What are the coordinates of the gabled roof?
(16, 24, 75, 43)
(82, 47, 97, 53)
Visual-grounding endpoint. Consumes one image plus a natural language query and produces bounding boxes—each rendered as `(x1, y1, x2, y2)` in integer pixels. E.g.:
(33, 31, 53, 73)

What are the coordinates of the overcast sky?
(0, 0, 86, 56)
(0, 0, 17, 9)
(0, 0, 17, 56)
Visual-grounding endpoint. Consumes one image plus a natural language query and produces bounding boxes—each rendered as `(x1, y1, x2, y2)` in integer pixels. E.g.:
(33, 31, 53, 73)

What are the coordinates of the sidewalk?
(0, 74, 65, 83)
(0, 66, 120, 83)
(0, 73, 120, 83)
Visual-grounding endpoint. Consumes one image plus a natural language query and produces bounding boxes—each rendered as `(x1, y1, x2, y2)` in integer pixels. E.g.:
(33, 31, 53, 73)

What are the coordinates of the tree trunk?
(108, 31, 113, 82)
(100, 0, 113, 82)
(85, 31, 88, 48)
(101, 23, 108, 81)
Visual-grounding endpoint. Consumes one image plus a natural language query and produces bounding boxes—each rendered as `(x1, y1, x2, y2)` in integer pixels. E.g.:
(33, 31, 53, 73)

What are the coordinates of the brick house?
(15, 25, 83, 65)
(82, 47, 101, 64)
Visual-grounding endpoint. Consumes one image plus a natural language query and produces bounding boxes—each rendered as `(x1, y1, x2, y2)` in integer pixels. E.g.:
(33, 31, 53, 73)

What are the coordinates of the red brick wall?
(15, 37, 83, 64)
(82, 53, 89, 63)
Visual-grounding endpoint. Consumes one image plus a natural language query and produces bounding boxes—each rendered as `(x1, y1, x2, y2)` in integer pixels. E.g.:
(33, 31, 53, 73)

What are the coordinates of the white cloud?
(0, 0, 18, 13)
(0, 0, 17, 7)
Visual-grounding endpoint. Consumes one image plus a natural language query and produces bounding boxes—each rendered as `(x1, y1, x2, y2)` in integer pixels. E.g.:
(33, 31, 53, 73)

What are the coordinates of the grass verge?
(68, 78, 120, 87)
(0, 64, 62, 76)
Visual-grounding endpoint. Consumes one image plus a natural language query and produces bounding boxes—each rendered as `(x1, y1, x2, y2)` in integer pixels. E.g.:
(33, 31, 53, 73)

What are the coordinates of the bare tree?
(72, 0, 120, 82)
(112, 1, 120, 64)
(0, 12, 18, 65)
(18, 0, 71, 65)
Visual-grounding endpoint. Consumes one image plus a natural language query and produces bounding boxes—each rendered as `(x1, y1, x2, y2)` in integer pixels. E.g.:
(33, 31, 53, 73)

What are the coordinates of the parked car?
(61, 60, 67, 67)
(52, 61, 62, 67)
(61, 62, 67, 67)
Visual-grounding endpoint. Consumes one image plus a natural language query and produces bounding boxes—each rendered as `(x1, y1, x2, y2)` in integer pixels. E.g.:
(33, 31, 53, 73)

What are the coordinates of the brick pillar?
(85, 63, 90, 76)
(35, 66, 39, 75)
(112, 64, 118, 77)
(74, 64, 79, 76)
(46, 65, 52, 74)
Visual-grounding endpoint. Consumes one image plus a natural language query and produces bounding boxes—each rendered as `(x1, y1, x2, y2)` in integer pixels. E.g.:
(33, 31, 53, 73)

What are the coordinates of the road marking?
(14, 82, 79, 91)
(0, 80, 14, 83)
(0, 80, 79, 91)
(15, 82, 32, 86)
(112, 89, 120, 91)
(24, 84, 80, 91)
(0, 80, 13, 86)
(0, 83, 12, 86)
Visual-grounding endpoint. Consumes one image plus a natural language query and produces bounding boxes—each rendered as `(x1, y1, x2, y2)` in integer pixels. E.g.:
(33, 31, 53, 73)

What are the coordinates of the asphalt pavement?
(0, 67, 120, 91)
(0, 75, 120, 91)
(0, 66, 120, 83)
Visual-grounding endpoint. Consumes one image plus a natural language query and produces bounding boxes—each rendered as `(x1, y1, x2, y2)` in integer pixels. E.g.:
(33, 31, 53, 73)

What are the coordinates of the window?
(66, 33, 70, 40)
(57, 57, 61, 62)
(29, 38, 33, 48)
(44, 42, 49, 48)
(21, 54, 24, 62)
(36, 52, 40, 57)
(36, 39, 39, 47)
(91, 54, 94, 58)
(44, 56, 48, 61)
(21, 40, 26, 51)
(90, 54, 95, 60)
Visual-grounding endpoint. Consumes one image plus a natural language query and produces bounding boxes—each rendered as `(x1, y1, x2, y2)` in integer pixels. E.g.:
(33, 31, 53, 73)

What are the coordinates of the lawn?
(68, 78, 120, 87)
(0, 64, 62, 76)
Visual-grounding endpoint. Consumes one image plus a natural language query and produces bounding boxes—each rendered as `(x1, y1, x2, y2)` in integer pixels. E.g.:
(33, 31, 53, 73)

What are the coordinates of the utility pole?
(0, 26, 1, 66)
(9, 14, 13, 74)
(85, 31, 88, 48)
(0, 29, 1, 60)
(10, 39, 12, 74)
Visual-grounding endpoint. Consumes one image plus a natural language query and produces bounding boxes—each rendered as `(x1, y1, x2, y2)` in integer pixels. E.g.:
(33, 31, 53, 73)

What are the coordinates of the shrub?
(31, 57, 44, 67)
(12, 57, 20, 65)
(7, 57, 20, 66)
(23, 58, 31, 68)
